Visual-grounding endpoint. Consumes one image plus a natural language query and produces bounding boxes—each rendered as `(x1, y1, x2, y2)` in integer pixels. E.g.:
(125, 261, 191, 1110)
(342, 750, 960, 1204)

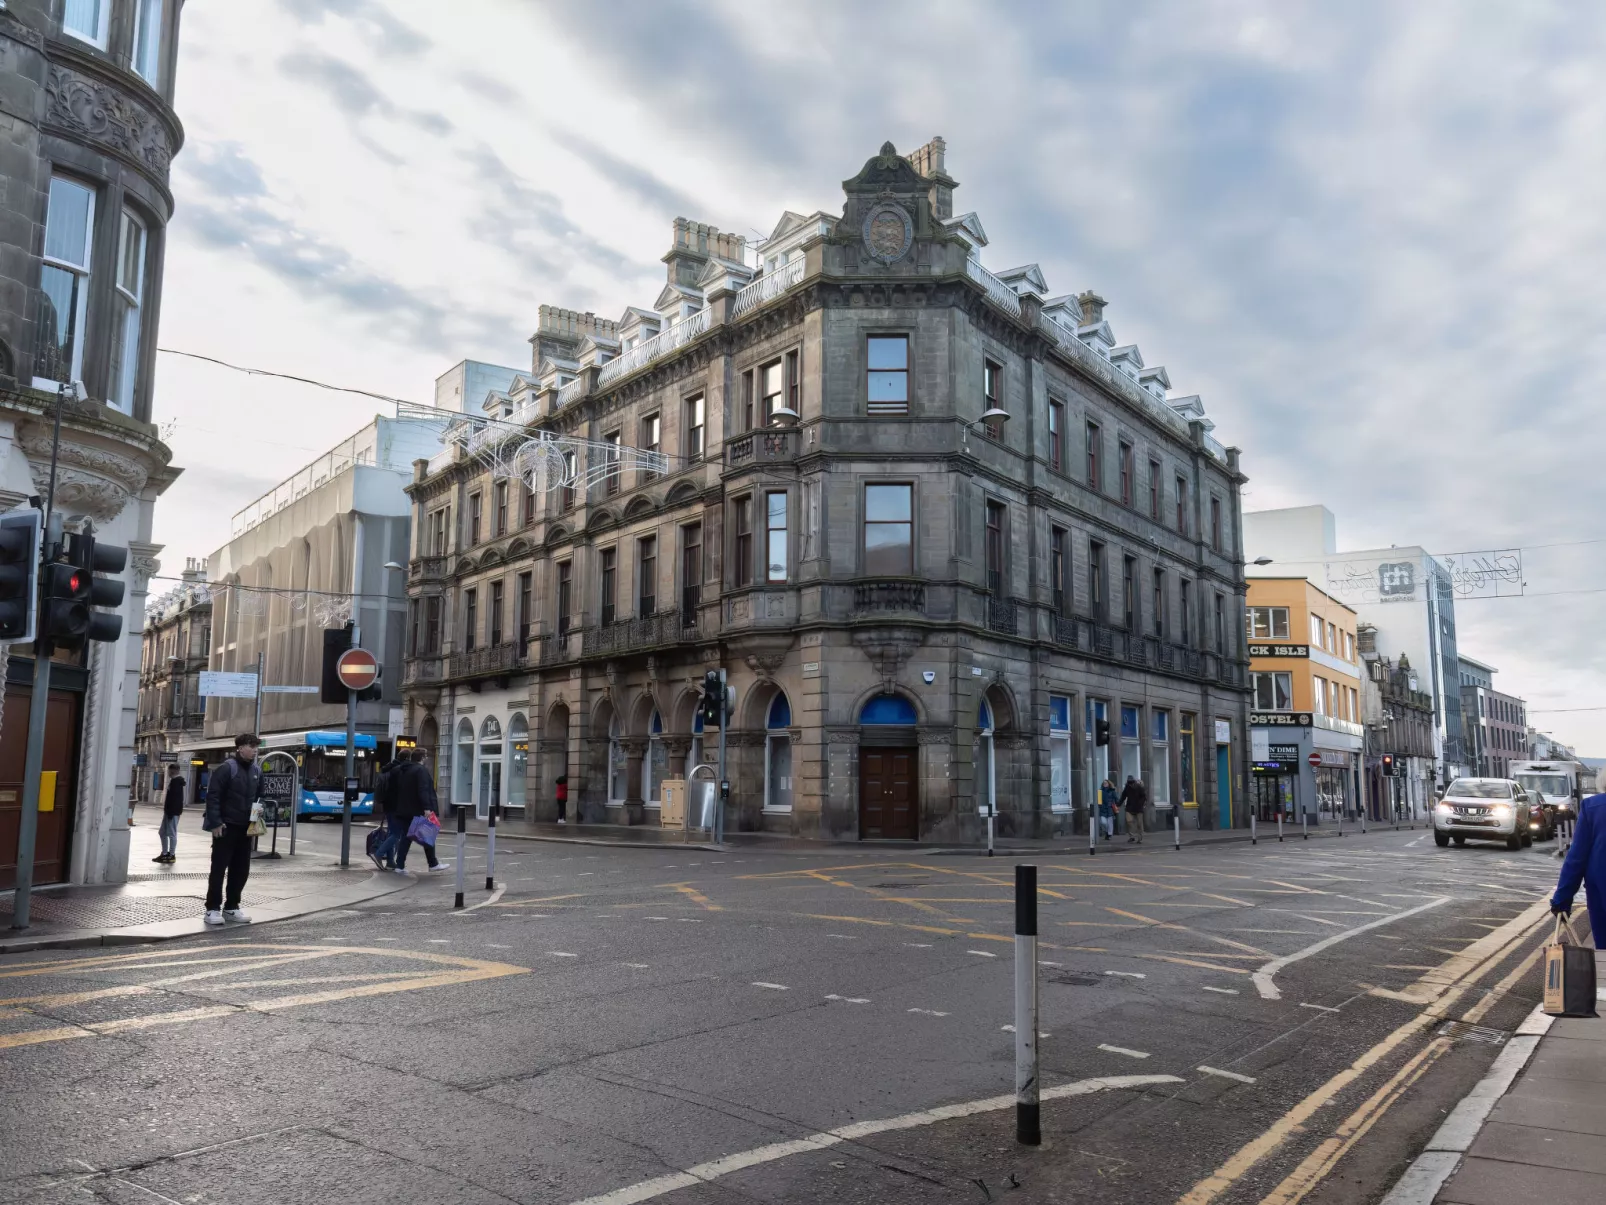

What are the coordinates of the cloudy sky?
(153, 0, 1606, 752)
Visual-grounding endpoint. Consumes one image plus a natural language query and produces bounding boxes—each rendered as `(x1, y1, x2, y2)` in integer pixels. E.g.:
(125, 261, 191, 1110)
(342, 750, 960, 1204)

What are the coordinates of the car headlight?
(1493, 805, 1513, 821)
(1435, 803, 1452, 815)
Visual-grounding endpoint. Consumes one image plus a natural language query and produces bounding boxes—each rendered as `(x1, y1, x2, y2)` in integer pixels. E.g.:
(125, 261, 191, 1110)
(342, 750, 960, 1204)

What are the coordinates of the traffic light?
(0, 508, 42, 642)
(66, 530, 127, 643)
(40, 558, 90, 650)
(321, 625, 353, 704)
(1381, 753, 1396, 777)
(1095, 717, 1111, 747)
(700, 670, 724, 727)
(358, 664, 382, 703)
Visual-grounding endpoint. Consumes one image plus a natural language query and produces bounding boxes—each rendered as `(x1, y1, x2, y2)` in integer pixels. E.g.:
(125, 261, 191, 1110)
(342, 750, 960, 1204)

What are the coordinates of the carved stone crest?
(44, 66, 174, 182)
(862, 201, 913, 263)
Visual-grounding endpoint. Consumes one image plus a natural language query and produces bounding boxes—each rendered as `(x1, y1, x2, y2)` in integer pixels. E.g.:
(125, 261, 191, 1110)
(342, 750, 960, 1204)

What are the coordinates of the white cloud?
(151, 0, 1606, 751)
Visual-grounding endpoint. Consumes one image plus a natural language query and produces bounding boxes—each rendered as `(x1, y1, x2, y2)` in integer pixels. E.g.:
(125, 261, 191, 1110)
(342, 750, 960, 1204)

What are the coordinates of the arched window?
(478, 715, 503, 819)
(859, 694, 918, 725)
(764, 692, 793, 813)
(645, 709, 666, 805)
(507, 714, 528, 812)
(455, 718, 475, 804)
(975, 698, 995, 817)
(608, 713, 626, 802)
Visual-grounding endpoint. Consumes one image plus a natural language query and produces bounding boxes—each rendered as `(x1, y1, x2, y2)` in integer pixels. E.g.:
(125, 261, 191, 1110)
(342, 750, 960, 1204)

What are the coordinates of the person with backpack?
(387, 748, 445, 873)
(1119, 775, 1148, 843)
(202, 734, 264, 925)
(154, 771, 185, 863)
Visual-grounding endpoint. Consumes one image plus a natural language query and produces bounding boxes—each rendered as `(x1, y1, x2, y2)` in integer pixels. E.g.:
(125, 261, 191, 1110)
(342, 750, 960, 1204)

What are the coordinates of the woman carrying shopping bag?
(1099, 777, 1119, 841)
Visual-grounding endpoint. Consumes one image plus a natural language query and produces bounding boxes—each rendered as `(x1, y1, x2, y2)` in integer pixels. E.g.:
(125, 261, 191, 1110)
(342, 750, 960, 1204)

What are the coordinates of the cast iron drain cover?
(1436, 1021, 1506, 1045)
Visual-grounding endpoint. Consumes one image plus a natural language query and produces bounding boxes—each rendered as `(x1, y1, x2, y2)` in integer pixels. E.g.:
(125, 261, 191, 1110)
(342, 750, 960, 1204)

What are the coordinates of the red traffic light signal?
(0, 508, 42, 642)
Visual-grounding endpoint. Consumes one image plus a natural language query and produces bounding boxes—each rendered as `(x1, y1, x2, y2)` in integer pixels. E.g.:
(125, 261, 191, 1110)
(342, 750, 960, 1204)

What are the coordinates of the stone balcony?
(443, 642, 528, 683)
(724, 427, 799, 469)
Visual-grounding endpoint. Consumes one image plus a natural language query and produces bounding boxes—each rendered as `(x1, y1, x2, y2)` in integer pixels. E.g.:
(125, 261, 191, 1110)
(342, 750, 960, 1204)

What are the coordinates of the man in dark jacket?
(386, 749, 445, 873)
(202, 734, 263, 925)
(1552, 771, 1606, 946)
(154, 772, 185, 863)
(1119, 775, 1148, 843)
(369, 756, 403, 870)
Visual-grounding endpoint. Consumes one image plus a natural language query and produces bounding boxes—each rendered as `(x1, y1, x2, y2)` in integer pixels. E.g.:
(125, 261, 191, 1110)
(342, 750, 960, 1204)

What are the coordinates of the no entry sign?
(1307, 752, 1322, 769)
(335, 647, 379, 692)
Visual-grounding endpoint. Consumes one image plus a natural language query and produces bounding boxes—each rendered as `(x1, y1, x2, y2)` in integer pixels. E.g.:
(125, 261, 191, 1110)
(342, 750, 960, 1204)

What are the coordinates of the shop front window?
(1120, 705, 1142, 791)
(764, 693, 793, 812)
(1049, 695, 1071, 813)
(1180, 714, 1197, 808)
(1151, 711, 1171, 806)
(507, 714, 528, 812)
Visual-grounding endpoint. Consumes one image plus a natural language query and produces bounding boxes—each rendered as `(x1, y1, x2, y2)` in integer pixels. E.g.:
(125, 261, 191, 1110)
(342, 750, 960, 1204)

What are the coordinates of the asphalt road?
(0, 818, 1574, 1205)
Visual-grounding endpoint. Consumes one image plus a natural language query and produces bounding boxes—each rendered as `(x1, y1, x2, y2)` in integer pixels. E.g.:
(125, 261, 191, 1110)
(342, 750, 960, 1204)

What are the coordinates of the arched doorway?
(477, 715, 503, 819)
(974, 697, 995, 820)
(764, 692, 793, 813)
(858, 693, 918, 840)
(644, 709, 667, 807)
(607, 712, 626, 804)
(507, 714, 528, 814)
(544, 702, 570, 822)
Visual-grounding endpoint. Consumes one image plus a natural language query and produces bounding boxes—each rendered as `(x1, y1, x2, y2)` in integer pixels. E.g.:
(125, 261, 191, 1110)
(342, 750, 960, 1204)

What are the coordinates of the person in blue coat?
(1550, 771, 1606, 946)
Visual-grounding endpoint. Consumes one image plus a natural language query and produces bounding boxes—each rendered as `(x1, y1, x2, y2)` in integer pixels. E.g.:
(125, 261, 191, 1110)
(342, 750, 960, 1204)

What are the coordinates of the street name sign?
(199, 671, 259, 699)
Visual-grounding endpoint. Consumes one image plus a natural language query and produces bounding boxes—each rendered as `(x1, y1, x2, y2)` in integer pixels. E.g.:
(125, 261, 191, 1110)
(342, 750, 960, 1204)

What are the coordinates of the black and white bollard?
(1278, 812, 1284, 842)
(1302, 812, 1309, 841)
(1361, 807, 1367, 835)
(1089, 807, 1097, 857)
(1337, 809, 1344, 838)
(1014, 864, 1040, 1146)
(1251, 812, 1257, 845)
(454, 805, 467, 909)
(486, 803, 497, 891)
(1173, 811, 1181, 851)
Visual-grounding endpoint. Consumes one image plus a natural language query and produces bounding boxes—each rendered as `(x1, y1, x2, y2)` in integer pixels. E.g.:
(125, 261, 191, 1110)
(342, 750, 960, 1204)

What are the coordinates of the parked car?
(1433, 778, 1535, 850)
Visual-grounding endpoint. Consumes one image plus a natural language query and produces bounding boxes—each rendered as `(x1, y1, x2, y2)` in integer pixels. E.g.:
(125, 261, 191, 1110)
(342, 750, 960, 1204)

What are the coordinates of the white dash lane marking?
(826, 934, 857, 940)
(623, 963, 650, 969)
(1201, 986, 1239, 995)
(904, 943, 934, 949)
(548, 951, 579, 958)
(1098, 1044, 1151, 1060)
(907, 1008, 950, 1017)
(1001, 1025, 1051, 1037)
(561, 1074, 1184, 1205)
(1198, 1066, 1257, 1084)
(1252, 896, 1450, 1000)
(485, 944, 511, 949)
(751, 982, 790, 991)
(646, 916, 670, 921)
(1037, 960, 1062, 968)
(967, 950, 998, 958)
(1105, 970, 1146, 979)
(425, 939, 450, 945)
(824, 994, 870, 1004)
(1300, 1002, 1341, 1013)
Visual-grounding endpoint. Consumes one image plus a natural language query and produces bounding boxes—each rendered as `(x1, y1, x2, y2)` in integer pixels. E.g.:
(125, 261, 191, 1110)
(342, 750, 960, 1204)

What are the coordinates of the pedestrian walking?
(369, 754, 403, 870)
(555, 774, 568, 825)
(202, 734, 264, 926)
(1551, 768, 1606, 945)
(154, 771, 185, 863)
(384, 748, 446, 874)
(1120, 775, 1148, 843)
(1099, 777, 1118, 840)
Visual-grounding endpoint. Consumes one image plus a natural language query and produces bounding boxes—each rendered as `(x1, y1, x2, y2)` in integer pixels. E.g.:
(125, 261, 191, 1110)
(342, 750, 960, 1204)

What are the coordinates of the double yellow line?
(1177, 898, 1552, 1205)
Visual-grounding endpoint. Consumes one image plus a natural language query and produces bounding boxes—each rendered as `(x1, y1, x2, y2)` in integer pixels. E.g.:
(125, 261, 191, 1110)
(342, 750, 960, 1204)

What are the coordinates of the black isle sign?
(1249, 643, 1310, 658)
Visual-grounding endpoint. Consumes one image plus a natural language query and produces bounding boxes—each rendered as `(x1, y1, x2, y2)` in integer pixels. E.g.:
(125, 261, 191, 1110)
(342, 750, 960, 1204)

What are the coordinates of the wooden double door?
(859, 746, 918, 840)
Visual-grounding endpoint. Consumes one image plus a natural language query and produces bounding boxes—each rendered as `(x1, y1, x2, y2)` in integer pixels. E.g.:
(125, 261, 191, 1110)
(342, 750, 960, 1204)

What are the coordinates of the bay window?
(132, 0, 165, 86)
(109, 210, 147, 413)
(62, 0, 109, 47)
(765, 492, 788, 583)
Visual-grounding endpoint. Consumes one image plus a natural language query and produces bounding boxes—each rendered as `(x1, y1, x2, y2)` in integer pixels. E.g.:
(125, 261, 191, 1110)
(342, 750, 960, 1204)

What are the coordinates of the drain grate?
(1049, 971, 1103, 987)
(871, 881, 928, 890)
(1437, 1021, 1507, 1045)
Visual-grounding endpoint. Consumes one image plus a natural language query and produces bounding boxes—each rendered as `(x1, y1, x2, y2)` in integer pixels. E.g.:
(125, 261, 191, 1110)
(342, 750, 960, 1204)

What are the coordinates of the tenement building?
(0, 1, 183, 888)
(133, 558, 209, 805)
(403, 140, 1251, 842)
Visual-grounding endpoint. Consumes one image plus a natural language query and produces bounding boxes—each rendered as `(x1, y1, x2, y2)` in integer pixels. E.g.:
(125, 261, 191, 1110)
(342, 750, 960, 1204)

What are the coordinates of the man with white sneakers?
(202, 734, 264, 926)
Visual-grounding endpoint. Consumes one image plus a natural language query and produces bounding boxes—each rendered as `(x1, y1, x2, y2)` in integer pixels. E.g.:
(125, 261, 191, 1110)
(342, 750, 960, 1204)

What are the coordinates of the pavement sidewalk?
(0, 810, 412, 956)
(1383, 983, 1606, 1204)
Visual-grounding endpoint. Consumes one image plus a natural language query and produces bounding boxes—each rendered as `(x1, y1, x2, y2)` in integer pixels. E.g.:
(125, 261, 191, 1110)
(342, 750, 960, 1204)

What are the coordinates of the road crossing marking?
(1105, 971, 1146, 979)
(907, 1008, 949, 1016)
(564, 1074, 1183, 1205)
(548, 952, 579, 958)
(750, 982, 789, 991)
(1198, 1066, 1257, 1084)
(1201, 986, 1239, 995)
(824, 994, 870, 1004)
(966, 949, 997, 958)
(1099, 1044, 1151, 1059)
(1251, 898, 1451, 1000)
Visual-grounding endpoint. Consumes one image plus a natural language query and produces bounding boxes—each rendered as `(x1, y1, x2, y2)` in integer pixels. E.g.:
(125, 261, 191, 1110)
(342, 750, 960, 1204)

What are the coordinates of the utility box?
(660, 779, 687, 827)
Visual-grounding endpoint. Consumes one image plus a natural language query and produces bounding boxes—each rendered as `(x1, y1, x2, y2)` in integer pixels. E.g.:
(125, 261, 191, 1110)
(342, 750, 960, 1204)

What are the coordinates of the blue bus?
(260, 730, 380, 819)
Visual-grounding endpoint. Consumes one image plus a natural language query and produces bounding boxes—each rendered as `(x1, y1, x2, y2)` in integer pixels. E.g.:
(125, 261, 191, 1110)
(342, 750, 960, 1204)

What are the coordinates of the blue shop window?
(1049, 695, 1070, 733)
(767, 692, 792, 729)
(860, 694, 918, 725)
(1152, 710, 1168, 742)
(1120, 705, 1140, 741)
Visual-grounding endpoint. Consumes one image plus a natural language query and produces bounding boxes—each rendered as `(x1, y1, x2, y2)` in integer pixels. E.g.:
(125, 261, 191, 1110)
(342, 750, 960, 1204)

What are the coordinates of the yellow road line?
(1255, 945, 1545, 1205)
(664, 883, 723, 912)
(1176, 904, 1549, 1204)
(1373, 899, 1551, 1003)
(0, 985, 151, 1009)
(0, 948, 208, 979)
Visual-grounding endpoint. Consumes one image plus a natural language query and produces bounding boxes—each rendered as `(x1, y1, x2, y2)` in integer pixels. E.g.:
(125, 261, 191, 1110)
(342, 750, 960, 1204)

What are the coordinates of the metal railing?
(986, 596, 1018, 635)
(581, 610, 684, 657)
(852, 580, 927, 615)
(596, 308, 713, 388)
(534, 631, 574, 666)
(444, 643, 526, 680)
(556, 378, 583, 408)
(732, 256, 805, 316)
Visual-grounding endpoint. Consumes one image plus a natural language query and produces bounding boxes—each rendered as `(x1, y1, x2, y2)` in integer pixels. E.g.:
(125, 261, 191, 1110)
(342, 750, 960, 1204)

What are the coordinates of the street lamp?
(1252, 556, 1274, 565)
(960, 408, 1011, 449)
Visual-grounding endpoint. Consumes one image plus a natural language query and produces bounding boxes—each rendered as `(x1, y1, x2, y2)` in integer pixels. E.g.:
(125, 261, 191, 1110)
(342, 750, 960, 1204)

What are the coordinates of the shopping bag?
(408, 813, 440, 847)
(1543, 916, 1598, 1017)
(245, 801, 267, 838)
(365, 826, 384, 858)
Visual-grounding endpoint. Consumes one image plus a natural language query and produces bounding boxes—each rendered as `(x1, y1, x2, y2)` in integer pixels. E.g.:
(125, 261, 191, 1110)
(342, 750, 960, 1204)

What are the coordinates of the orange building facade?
(1244, 577, 1365, 821)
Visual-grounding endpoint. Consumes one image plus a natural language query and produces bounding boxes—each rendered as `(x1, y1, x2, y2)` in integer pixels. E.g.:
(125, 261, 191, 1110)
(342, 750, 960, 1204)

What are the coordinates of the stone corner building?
(0, 0, 183, 889)
(404, 139, 1250, 843)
